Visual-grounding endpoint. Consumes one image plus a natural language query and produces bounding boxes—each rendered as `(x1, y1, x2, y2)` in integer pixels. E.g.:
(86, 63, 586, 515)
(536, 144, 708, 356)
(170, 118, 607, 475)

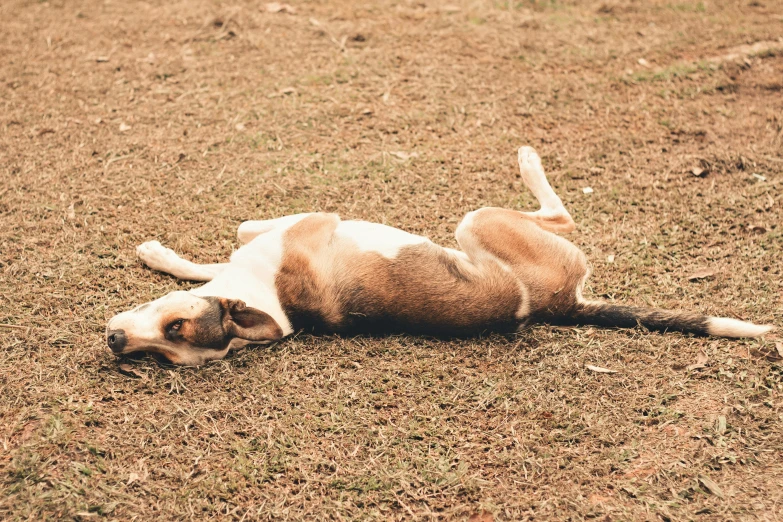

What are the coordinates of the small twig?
(309, 18, 346, 52)
(272, 182, 287, 195)
(104, 154, 134, 174)
(0, 324, 29, 331)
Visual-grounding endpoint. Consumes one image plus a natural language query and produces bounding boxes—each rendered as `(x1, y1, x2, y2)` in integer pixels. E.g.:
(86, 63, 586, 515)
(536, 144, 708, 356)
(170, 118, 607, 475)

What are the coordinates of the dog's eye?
(168, 319, 184, 332)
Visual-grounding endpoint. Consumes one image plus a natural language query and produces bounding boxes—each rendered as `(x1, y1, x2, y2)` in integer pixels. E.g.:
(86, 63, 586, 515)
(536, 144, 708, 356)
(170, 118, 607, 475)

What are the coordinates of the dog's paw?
(136, 241, 181, 271)
(517, 146, 543, 172)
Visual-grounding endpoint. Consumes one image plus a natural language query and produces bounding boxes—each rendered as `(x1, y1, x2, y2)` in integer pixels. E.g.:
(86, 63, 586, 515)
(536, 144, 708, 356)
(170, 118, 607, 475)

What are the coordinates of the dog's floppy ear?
(219, 298, 284, 342)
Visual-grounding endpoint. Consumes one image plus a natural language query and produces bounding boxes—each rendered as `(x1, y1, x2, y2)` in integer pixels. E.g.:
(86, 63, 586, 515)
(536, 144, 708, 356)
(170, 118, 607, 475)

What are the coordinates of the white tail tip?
(707, 317, 774, 338)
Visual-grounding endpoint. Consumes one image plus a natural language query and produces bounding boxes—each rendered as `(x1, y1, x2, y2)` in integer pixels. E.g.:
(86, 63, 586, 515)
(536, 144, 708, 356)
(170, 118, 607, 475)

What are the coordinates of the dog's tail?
(544, 301, 773, 338)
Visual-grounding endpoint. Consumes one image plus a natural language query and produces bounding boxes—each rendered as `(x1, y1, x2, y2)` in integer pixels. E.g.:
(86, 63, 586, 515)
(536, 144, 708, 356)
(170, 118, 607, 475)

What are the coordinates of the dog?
(106, 146, 773, 365)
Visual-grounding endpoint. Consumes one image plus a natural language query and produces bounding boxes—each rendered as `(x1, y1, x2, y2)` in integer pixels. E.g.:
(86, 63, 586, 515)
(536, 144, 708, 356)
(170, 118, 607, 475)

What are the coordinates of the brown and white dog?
(106, 146, 773, 365)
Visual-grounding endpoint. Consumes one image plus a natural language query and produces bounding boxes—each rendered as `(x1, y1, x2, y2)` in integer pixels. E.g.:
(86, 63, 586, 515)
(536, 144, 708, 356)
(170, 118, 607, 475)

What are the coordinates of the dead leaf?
(765, 342, 783, 361)
(586, 364, 617, 374)
(691, 167, 707, 177)
(37, 128, 55, 136)
(119, 122, 131, 132)
(715, 415, 727, 435)
(687, 268, 716, 281)
(748, 224, 766, 234)
(127, 472, 140, 485)
(264, 2, 297, 14)
(467, 511, 493, 522)
(687, 349, 708, 371)
(698, 474, 724, 498)
(118, 363, 146, 379)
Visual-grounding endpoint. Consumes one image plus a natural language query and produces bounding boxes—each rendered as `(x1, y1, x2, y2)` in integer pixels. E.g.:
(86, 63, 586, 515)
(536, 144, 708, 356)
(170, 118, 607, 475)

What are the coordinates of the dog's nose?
(106, 329, 127, 353)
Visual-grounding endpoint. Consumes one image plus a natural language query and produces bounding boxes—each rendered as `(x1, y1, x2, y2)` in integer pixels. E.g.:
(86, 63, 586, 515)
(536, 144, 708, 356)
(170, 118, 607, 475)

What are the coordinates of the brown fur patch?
(218, 298, 284, 341)
(467, 208, 588, 314)
(275, 214, 345, 332)
(275, 214, 523, 336)
(163, 297, 227, 350)
(335, 245, 522, 336)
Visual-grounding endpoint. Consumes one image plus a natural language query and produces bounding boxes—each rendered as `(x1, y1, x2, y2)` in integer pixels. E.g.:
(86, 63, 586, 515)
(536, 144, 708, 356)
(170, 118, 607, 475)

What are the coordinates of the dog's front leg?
(136, 241, 228, 281)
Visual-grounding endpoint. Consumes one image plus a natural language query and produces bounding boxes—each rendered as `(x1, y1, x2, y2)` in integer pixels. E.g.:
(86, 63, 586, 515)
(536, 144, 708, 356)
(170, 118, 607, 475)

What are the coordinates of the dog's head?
(105, 291, 283, 365)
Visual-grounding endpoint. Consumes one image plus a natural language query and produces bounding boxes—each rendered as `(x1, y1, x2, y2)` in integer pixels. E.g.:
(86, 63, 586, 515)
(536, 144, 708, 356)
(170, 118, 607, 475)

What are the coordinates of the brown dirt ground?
(1, 0, 782, 520)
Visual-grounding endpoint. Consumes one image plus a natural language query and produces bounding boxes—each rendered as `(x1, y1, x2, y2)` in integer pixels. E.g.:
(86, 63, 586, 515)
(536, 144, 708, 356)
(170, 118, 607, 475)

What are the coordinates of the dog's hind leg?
(237, 213, 315, 244)
(455, 207, 587, 318)
(136, 241, 228, 281)
(515, 146, 575, 233)
(454, 146, 587, 316)
(455, 147, 773, 338)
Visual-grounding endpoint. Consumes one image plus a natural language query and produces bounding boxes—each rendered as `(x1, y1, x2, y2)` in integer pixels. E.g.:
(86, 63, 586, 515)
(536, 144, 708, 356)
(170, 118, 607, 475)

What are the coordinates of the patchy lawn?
(1, 0, 781, 519)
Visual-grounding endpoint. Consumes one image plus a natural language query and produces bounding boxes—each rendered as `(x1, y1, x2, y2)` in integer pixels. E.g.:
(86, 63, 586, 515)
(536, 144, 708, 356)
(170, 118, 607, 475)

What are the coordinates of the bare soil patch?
(1, 0, 781, 519)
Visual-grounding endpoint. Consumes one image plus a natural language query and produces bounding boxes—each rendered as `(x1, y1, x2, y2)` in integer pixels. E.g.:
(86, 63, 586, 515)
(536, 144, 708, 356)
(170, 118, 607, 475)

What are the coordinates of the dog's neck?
(190, 265, 294, 337)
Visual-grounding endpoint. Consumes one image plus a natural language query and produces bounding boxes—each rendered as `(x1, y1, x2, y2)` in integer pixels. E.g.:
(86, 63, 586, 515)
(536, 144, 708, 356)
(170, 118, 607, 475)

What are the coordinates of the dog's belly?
(277, 237, 524, 336)
(341, 244, 523, 335)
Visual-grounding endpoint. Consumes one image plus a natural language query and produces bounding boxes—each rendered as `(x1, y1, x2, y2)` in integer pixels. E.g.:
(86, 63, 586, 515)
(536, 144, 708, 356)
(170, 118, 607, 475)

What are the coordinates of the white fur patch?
(199, 247, 293, 337)
(707, 317, 774, 338)
(205, 212, 319, 338)
(337, 220, 430, 259)
(443, 247, 470, 262)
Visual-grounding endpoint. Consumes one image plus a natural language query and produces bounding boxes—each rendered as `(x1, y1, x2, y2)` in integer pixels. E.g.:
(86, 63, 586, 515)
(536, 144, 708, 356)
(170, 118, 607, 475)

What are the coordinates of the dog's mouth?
(106, 338, 180, 364)
(116, 350, 181, 371)
(117, 346, 182, 364)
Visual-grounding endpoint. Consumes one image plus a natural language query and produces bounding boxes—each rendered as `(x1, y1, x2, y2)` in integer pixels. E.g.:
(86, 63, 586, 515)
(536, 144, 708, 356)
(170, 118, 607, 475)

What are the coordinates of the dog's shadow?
(110, 327, 554, 378)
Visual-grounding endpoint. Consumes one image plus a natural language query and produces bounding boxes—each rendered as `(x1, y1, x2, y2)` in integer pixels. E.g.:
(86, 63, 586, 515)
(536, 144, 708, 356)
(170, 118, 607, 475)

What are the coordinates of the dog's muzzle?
(106, 329, 128, 353)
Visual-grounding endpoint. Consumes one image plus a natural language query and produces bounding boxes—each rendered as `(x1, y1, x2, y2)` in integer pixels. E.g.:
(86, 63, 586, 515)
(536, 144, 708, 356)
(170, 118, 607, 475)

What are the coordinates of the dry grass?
(1, 0, 782, 519)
